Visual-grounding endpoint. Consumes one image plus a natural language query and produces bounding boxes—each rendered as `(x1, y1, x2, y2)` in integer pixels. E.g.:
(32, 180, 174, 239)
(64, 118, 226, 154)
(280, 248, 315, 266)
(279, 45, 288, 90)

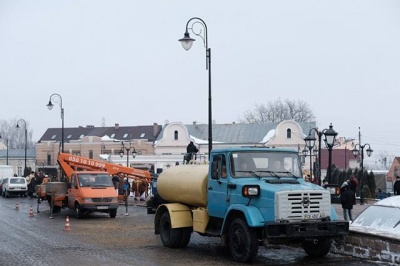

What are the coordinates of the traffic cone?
(29, 206, 34, 217)
(64, 216, 71, 231)
(15, 200, 19, 210)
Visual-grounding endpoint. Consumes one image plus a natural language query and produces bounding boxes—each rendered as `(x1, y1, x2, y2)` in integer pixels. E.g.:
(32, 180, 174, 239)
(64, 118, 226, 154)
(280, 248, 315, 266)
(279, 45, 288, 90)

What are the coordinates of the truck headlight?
(82, 198, 93, 203)
(242, 185, 260, 198)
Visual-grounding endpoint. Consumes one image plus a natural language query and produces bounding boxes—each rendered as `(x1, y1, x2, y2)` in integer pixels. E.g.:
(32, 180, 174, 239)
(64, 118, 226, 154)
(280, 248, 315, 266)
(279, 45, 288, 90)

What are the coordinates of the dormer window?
(287, 128, 292, 139)
(140, 133, 145, 138)
(123, 133, 128, 138)
(51, 135, 56, 140)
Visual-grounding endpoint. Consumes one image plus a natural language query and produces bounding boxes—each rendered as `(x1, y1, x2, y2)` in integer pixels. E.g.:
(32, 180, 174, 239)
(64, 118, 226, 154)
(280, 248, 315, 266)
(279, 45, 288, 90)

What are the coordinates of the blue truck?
(152, 147, 349, 262)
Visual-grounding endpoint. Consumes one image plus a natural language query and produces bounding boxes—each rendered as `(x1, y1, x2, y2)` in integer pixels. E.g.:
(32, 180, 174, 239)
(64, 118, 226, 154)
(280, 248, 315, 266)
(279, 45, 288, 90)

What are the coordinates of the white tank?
(157, 164, 209, 207)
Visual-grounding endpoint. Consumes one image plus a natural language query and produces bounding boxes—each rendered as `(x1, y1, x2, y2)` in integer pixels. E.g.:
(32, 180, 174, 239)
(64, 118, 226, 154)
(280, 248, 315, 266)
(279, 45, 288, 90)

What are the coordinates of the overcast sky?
(1, 1, 399, 164)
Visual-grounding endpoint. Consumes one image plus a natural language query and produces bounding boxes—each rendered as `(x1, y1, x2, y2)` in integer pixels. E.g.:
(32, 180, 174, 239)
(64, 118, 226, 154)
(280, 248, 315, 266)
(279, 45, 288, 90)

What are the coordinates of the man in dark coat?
(340, 183, 356, 222)
(185, 141, 199, 163)
(394, 176, 400, 195)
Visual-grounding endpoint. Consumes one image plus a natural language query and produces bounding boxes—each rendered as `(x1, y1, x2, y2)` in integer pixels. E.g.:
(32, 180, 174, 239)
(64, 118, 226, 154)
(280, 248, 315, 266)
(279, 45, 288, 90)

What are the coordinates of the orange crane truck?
(37, 153, 151, 218)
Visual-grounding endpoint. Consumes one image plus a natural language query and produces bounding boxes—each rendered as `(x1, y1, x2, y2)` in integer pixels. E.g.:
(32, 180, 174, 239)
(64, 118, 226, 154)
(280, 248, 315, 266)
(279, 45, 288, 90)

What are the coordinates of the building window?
(51, 135, 56, 140)
(89, 150, 93, 159)
(67, 135, 72, 139)
(72, 151, 81, 156)
(123, 133, 128, 138)
(47, 153, 51, 165)
(174, 130, 178, 140)
(286, 128, 292, 139)
(17, 166, 22, 177)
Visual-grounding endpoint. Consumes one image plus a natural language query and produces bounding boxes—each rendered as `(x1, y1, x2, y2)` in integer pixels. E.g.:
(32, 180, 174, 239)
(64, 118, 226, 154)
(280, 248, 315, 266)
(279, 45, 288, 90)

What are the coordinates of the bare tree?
(239, 98, 315, 123)
(0, 119, 35, 149)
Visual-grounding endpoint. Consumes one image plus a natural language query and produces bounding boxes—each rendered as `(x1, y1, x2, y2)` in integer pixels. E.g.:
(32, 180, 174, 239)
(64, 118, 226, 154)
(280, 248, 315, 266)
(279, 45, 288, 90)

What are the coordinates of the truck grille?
(92, 198, 113, 203)
(275, 190, 331, 221)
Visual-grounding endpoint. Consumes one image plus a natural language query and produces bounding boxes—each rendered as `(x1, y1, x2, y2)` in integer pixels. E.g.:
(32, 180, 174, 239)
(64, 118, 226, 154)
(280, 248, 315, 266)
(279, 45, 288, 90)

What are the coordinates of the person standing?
(394, 176, 400, 195)
(185, 141, 199, 163)
(26, 171, 35, 198)
(122, 177, 131, 216)
(340, 183, 356, 222)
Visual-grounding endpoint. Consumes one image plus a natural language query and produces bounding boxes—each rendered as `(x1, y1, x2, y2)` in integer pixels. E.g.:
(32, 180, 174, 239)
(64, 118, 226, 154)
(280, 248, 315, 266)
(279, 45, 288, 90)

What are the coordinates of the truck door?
(67, 174, 79, 209)
(207, 154, 229, 218)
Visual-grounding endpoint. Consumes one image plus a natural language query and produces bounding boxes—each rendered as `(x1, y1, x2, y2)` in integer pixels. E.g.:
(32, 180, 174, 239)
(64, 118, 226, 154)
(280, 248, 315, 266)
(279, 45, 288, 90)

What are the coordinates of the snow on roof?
(261, 129, 275, 143)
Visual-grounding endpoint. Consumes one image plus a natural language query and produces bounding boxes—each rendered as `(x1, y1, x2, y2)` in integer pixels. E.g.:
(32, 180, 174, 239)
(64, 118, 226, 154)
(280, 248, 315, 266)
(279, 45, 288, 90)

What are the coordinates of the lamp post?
(0, 131, 9, 165)
(16, 119, 28, 176)
(120, 141, 137, 167)
(323, 123, 338, 184)
(352, 127, 373, 205)
(307, 124, 335, 185)
(47, 93, 64, 153)
(179, 17, 212, 157)
(304, 133, 316, 182)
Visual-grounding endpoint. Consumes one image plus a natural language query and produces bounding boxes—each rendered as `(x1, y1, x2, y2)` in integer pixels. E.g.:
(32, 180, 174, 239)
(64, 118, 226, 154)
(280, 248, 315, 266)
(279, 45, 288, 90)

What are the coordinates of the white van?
(2, 177, 27, 197)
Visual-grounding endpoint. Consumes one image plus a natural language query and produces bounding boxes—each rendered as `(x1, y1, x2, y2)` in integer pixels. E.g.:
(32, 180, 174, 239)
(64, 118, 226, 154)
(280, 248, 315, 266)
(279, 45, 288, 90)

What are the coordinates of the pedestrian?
(394, 176, 400, 195)
(340, 182, 356, 222)
(42, 174, 50, 185)
(26, 171, 35, 198)
(112, 175, 120, 191)
(322, 179, 328, 188)
(122, 177, 131, 216)
(348, 175, 358, 204)
(185, 141, 199, 163)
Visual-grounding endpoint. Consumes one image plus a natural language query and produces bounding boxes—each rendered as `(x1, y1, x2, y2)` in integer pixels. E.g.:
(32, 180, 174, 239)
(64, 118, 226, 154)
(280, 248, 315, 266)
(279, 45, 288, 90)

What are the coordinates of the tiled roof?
(0, 148, 36, 158)
(156, 121, 316, 143)
(38, 125, 162, 143)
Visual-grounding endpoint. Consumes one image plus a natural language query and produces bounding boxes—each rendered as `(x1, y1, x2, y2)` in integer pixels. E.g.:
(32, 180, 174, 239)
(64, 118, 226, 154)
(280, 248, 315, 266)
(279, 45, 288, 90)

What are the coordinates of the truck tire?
(178, 227, 192, 248)
(75, 203, 83, 219)
(159, 211, 182, 248)
(228, 218, 258, 263)
(302, 238, 332, 257)
(109, 209, 117, 218)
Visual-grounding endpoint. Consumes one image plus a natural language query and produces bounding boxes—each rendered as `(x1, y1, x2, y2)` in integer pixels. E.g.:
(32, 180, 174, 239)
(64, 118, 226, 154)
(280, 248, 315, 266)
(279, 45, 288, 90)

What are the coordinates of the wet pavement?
(0, 196, 389, 266)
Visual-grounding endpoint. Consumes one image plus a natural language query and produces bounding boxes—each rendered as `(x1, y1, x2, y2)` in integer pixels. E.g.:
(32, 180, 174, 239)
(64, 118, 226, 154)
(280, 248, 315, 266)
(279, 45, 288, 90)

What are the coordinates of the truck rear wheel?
(178, 227, 192, 248)
(228, 218, 258, 263)
(302, 238, 332, 257)
(159, 211, 182, 248)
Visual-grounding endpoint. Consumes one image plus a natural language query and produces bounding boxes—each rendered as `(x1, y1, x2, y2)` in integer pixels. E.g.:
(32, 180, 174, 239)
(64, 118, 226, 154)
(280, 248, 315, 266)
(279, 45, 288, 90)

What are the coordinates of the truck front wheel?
(109, 209, 117, 218)
(75, 203, 83, 219)
(302, 238, 332, 257)
(159, 211, 182, 248)
(228, 218, 258, 263)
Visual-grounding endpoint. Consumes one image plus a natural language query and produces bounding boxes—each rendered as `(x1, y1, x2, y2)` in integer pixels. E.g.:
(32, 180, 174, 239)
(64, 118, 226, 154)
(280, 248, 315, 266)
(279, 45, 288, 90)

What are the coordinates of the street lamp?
(304, 133, 316, 182)
(352, 128, 373, 205)
(16, 119, 28, 176)
(179, 17, 212, 157)
(0, 131, 9, 165)
(307, 124, 335, 185)
(120, 141, 137, 167)
(323, 123, 338, 184)
(47, 93, 64, 153)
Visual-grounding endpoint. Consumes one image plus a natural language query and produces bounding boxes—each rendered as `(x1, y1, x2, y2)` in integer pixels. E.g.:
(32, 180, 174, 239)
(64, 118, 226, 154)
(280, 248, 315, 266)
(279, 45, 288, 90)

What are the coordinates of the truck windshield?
(78, 174, 114, 187)
(231, 151, 302, 178)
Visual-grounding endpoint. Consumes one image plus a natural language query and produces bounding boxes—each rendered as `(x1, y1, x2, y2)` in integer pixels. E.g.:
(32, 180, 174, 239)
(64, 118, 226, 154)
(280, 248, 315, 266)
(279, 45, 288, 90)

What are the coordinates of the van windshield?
(78, 174, 113, 187)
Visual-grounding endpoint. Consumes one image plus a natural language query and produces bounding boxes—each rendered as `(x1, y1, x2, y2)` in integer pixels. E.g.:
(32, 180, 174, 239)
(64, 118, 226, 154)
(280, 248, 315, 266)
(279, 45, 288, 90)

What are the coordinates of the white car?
(2, 177, 27, 198)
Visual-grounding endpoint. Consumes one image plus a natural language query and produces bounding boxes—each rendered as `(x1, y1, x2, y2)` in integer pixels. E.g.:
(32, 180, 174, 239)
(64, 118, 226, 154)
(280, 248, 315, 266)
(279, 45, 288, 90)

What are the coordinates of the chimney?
(153, 123, 158, 137)
(193, 121, 196, 125)
(115, 123, 119, 130)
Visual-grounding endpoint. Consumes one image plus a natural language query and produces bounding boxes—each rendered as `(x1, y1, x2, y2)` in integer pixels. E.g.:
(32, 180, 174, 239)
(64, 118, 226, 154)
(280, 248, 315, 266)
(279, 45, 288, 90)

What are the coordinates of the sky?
(0, 0, 399, 165)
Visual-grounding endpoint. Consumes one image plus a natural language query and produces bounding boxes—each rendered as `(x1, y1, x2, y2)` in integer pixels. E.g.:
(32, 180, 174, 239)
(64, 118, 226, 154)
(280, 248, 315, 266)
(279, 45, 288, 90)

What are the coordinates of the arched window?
(287, 128, 292, 139)
(174, 130, 178, 140)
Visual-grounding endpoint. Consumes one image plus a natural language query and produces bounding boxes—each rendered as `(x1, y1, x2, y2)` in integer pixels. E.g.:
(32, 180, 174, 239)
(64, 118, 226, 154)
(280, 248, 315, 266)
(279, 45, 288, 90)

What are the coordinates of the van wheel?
(228, 217, 258, 263)
(159, 211, 182, 248)
(75, 203, 82, 219)
(302, 238, 332, 257)
(109, 210, 117, 218)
